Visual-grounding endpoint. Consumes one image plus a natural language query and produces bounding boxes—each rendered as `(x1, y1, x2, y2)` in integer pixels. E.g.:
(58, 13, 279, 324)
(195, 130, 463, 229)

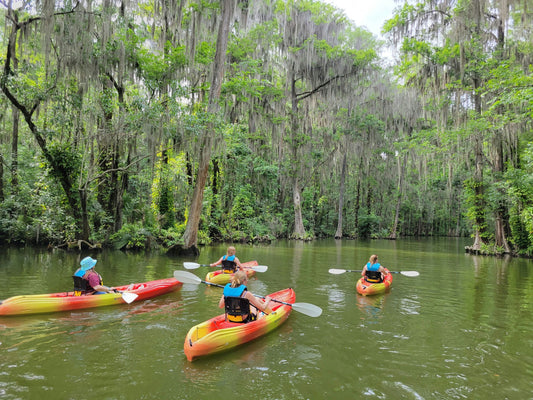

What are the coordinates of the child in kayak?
(210, 246, 243, 273)
(218, 270, 272, 322)
(361, 254, 389, 283)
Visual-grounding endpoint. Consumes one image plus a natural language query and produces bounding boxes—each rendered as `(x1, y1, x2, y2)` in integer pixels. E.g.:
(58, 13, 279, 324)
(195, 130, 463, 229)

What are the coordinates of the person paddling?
(218, 270, 272, 322)
(73, 257, 117, 295)
(210, 246, 243, 273)
(361, 254, 389, 283)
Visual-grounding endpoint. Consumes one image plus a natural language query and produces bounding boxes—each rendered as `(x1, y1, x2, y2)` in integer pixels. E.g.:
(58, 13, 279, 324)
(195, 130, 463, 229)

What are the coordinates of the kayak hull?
(356, 268, 393, 296)
(0, 278, 182, 316)
(205, 260, 258, 285)
(184, 288, 295, 361)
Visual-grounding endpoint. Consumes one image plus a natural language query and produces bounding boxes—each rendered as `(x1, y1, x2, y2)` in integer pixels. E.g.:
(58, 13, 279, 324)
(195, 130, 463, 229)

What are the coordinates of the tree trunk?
(491, 15, 511, 254)
(1, 18, 82, 228)
(335, 152, 346, 239)
(11, 107, 19, 193)
(289, 73, 307, 240)
(292, 177, 306, 239)
(492, 132, 511, 253)
(470, 0, 487, 251)
(389, 153, 406, 240)
(181, 0, 234, 250)
(8, 12, 19, 193)
(471, 94, 486, 250)
(79, 187, 90, 241)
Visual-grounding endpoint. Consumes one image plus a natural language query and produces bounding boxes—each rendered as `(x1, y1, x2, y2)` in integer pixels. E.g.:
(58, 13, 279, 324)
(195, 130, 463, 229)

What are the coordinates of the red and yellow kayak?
(356, 268, 393, 296)
(0, 278, 182, 316)
(184, 288, 295, 361)
(205, 260, 258, 285)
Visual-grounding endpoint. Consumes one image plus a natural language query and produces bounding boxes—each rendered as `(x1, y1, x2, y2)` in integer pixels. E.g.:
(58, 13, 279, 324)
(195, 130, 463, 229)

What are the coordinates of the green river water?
(0, 238, 532, 399)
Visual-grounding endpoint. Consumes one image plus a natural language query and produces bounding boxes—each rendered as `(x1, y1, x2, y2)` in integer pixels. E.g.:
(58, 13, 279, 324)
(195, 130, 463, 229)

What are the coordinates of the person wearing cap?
(73, 256, 116, 295)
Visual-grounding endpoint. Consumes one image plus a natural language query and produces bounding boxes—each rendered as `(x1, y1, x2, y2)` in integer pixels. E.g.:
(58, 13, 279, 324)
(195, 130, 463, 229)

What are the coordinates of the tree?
(181, 0, 235, 253)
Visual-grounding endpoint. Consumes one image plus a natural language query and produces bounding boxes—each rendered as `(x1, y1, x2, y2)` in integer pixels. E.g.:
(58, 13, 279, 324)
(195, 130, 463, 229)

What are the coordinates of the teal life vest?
(365, 262, 382, 283)
(223, 284, 251, 323)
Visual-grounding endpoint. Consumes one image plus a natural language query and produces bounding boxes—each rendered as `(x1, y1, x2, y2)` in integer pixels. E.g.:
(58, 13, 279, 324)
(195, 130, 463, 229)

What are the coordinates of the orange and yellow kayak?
(205, 260, 258, 285)
(356, 268, 393, 296)
(184, 288, 295, 361)
(0, 278, 182, 316)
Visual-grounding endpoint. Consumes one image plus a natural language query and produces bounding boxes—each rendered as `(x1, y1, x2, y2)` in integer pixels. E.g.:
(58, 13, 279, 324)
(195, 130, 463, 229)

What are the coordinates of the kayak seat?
(225, 296, 253, 323)
(222, 259, 237, 274)
(72, 275, 88, 296)
(365, 270, 382, 283)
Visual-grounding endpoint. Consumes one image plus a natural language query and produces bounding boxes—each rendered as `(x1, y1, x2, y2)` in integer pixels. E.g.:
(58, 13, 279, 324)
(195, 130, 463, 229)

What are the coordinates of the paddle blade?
(183, 262, 201, 270)
(328, 268, 348, 274)
(173, 270, 203, 284)
(291, 302, 323, 317)
(122, 292, 138, 304)
(400, 271, 419, 277)
(252, 265, 268, 273)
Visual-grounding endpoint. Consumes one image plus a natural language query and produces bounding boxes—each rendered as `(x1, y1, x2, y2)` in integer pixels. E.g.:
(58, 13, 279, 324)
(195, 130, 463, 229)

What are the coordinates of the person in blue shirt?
(361, 254, 389, 283)
(218, 270, 272, 323)
(210, 246, 243, 273)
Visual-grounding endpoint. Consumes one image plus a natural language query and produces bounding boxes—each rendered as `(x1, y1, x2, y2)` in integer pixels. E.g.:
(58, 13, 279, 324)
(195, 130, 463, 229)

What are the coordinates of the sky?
(326, 0, 398, 37)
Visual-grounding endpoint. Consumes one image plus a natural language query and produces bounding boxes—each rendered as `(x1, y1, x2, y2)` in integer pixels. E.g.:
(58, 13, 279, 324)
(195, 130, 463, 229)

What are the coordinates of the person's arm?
(361, 266, 367, 276)
(218, 294, 225, 309)
(93, 284, 115, 293)
(210, 257, 223, 267)
(247, 292, 272, 314)
(234, 257, 243, 269)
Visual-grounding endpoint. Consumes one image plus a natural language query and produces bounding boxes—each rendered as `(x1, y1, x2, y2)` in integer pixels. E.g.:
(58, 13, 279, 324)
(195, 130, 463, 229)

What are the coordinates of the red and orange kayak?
(184, 288, 295, 361)
(0, 278, 182, 316)
(356, 268, 393, 296)
(205, 260, 258, 285)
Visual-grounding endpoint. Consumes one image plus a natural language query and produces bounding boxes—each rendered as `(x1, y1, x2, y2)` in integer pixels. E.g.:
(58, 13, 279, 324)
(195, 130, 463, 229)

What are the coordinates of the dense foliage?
(0, 0, 532, 256)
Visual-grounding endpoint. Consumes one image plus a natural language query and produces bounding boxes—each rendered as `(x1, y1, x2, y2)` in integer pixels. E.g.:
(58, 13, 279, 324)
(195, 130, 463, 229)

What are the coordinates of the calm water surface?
(0, 239, 532, 399)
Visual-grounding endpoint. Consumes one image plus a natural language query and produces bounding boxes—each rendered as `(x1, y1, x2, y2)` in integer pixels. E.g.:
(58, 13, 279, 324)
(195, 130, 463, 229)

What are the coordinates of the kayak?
(184, 288, 295, 361)
(356, 268, 393, 296)
(205, 260, 258, 285)
(0, 278, 182, 316)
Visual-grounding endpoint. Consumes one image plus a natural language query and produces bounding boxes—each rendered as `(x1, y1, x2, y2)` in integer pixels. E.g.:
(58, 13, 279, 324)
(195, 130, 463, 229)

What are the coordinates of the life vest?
(221, 255, 237, 273)
(365, 262, 382, 283)
(72, 269, 103, 296)
(223, 283, 252, 323)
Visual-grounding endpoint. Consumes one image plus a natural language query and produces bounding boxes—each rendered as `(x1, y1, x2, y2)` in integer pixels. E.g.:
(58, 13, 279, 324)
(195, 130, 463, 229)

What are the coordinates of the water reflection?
(1, 241, 532, 399)
(356, 293, 386, 324)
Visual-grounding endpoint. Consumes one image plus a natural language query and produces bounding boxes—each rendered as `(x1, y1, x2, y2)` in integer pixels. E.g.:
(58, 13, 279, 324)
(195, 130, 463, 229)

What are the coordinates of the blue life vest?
(223, 283, 246, 297)
(365, 262, 382, 283)
(222, 255, 237, 273)
(223, 284, 250, 323)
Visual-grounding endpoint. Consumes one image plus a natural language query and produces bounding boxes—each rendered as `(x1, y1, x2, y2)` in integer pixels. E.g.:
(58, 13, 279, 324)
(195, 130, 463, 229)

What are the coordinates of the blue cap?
(80, 256, 97, 271)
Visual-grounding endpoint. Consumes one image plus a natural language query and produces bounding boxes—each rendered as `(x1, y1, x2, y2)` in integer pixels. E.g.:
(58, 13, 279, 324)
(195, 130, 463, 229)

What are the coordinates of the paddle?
(110, 289, 138, 304)
(173, 270, 322, 317)
(328, 268, 419, 277)
(120, 291, 139, 303)
(183, 262, 268, 273)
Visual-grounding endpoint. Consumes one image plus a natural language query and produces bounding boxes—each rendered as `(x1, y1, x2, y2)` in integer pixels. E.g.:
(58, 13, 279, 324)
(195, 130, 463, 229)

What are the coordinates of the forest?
(0, 0, 532, 257)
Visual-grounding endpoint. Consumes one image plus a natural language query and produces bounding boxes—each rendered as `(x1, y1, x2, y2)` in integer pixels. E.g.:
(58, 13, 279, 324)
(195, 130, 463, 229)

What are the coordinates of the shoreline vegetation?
(2, 233, 529, 259)
(1, 1, 532, 259)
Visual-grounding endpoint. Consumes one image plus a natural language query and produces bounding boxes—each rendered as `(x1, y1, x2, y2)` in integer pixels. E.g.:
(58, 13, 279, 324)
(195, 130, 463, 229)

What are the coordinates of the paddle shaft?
(328, 268, 418, 276)
(195, 279, 295, 308)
